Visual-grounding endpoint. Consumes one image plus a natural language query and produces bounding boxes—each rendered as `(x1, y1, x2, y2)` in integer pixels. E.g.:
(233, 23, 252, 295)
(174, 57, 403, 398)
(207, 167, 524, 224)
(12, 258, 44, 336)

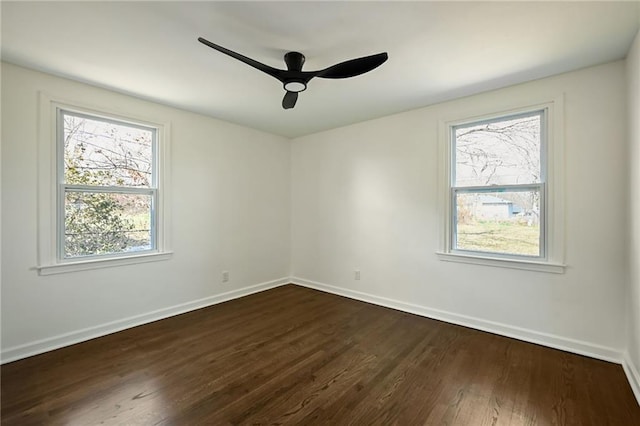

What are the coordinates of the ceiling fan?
(198, 37, 388, 109)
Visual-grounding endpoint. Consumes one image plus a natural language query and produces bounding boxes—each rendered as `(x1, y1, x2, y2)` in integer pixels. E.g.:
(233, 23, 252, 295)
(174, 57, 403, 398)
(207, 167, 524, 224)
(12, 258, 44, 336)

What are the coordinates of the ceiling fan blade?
(282, 91, 298, 109)
(198, 37, 282, 79)
(316, 52, 388, 79)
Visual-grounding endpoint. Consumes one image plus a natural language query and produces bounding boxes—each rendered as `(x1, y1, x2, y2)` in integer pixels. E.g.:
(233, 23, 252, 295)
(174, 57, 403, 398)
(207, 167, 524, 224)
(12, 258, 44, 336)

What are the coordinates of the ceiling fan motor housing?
(284, 51, 305, 71)
(283, 51, 307, 92)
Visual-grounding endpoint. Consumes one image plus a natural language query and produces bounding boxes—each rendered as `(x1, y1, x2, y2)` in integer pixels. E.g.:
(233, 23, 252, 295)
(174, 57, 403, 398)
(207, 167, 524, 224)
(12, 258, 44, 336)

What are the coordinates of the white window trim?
(37, 92, 172, 275)
(437, 96, 565, 274)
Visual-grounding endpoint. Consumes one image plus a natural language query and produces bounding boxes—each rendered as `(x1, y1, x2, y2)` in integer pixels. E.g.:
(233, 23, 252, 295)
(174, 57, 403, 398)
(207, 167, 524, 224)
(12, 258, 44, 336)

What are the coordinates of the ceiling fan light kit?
(197, 37, 388, 109)
(283, 81, 307, 92)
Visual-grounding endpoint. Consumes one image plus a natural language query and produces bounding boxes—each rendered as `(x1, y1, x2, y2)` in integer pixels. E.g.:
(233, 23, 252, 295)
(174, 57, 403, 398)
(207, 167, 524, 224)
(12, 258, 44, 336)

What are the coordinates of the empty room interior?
(2, 1, 640, 424)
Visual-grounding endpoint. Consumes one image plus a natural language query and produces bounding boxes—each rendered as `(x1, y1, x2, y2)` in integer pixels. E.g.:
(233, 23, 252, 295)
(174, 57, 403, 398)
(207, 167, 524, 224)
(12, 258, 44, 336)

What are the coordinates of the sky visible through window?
(455, 113, 541, 187)
(63, 114, 153, 188)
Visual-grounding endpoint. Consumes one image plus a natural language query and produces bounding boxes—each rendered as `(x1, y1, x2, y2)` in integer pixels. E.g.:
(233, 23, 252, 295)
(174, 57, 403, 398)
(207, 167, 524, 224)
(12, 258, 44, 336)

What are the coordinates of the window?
(37, 94, 171, 275)
(452, 110, 544, 257)
(438, 100, 564, 273)
(58, 110, 158, 260)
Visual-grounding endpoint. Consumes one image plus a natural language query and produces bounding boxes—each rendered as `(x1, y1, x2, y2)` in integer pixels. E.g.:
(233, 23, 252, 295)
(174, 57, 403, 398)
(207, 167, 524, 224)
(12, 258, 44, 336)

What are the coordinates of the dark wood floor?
(2, 285, 639, 425)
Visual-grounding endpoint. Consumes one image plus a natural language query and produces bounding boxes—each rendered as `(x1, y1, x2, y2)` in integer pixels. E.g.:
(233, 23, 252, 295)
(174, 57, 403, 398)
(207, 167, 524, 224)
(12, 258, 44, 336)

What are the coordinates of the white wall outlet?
(222, 270, 229, 283)
(355, 270, 360, 280)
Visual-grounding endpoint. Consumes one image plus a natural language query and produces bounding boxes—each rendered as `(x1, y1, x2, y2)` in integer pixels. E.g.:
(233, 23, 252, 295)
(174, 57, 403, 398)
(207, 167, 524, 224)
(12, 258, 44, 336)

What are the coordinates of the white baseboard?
(3, 275, 638, 405)
(291, 277, 622, 364)
(1, 277, 290, 364)
(622, 352, 640, 404)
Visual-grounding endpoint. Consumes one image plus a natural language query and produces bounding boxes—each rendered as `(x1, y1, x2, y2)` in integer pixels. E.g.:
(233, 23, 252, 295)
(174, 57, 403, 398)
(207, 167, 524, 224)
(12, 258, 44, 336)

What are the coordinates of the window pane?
(454, 113, 541, 187)
(454, 190, 540, 256)
(64, 191, 153, 258)
(63, 112, 153, 187)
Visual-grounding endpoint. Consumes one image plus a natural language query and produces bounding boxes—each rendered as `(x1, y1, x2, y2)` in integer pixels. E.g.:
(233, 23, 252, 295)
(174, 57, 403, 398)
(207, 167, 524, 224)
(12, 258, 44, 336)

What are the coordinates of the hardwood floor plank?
(2, 284, 638, 425)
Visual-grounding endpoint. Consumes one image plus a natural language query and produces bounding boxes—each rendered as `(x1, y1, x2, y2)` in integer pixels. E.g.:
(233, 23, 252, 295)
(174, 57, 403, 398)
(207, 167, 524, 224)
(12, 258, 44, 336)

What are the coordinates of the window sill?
(36, 251, 173, 276)
(436, 251, 565, 274)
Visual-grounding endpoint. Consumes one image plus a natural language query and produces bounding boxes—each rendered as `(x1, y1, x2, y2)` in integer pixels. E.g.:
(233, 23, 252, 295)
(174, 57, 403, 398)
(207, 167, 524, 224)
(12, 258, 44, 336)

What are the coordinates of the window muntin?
(450, 110, 546, 259)
(58, 109, 158, 260)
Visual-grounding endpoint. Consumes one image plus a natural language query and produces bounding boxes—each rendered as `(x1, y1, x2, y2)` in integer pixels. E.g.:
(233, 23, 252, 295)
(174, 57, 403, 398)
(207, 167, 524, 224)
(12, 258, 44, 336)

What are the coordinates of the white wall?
(1, 63, 291, 359)
(1, 55, 636, 382)
(627, 28, 640, 394)
(291, 61, 629, 359)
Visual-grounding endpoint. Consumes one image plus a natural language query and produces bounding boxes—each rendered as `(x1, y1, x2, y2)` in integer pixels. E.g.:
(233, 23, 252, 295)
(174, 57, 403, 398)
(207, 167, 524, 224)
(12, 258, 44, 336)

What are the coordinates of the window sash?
(450, 184, 545, 259)
(57, 109, 158, 188)
(451, 109, 546, 188)
(57, 184, 158, 262)
(58, 187, 158, 261)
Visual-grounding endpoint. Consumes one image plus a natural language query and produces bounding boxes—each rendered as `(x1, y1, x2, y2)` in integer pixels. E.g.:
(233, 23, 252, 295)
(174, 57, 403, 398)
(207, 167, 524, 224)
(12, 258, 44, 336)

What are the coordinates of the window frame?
(56, 109, 159, 262)
(37, 93, 172, 275)
(437, 98, 565, 273)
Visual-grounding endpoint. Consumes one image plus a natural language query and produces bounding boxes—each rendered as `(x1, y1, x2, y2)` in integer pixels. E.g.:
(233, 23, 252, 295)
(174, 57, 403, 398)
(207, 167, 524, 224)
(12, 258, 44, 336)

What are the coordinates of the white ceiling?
(2, 1, 639, 138)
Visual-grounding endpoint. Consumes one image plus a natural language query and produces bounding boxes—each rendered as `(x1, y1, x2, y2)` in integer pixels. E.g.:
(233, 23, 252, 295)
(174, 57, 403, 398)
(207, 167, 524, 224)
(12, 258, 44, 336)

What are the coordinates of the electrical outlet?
(222, 271, 229, 283)
(355, 270, 360, 280)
